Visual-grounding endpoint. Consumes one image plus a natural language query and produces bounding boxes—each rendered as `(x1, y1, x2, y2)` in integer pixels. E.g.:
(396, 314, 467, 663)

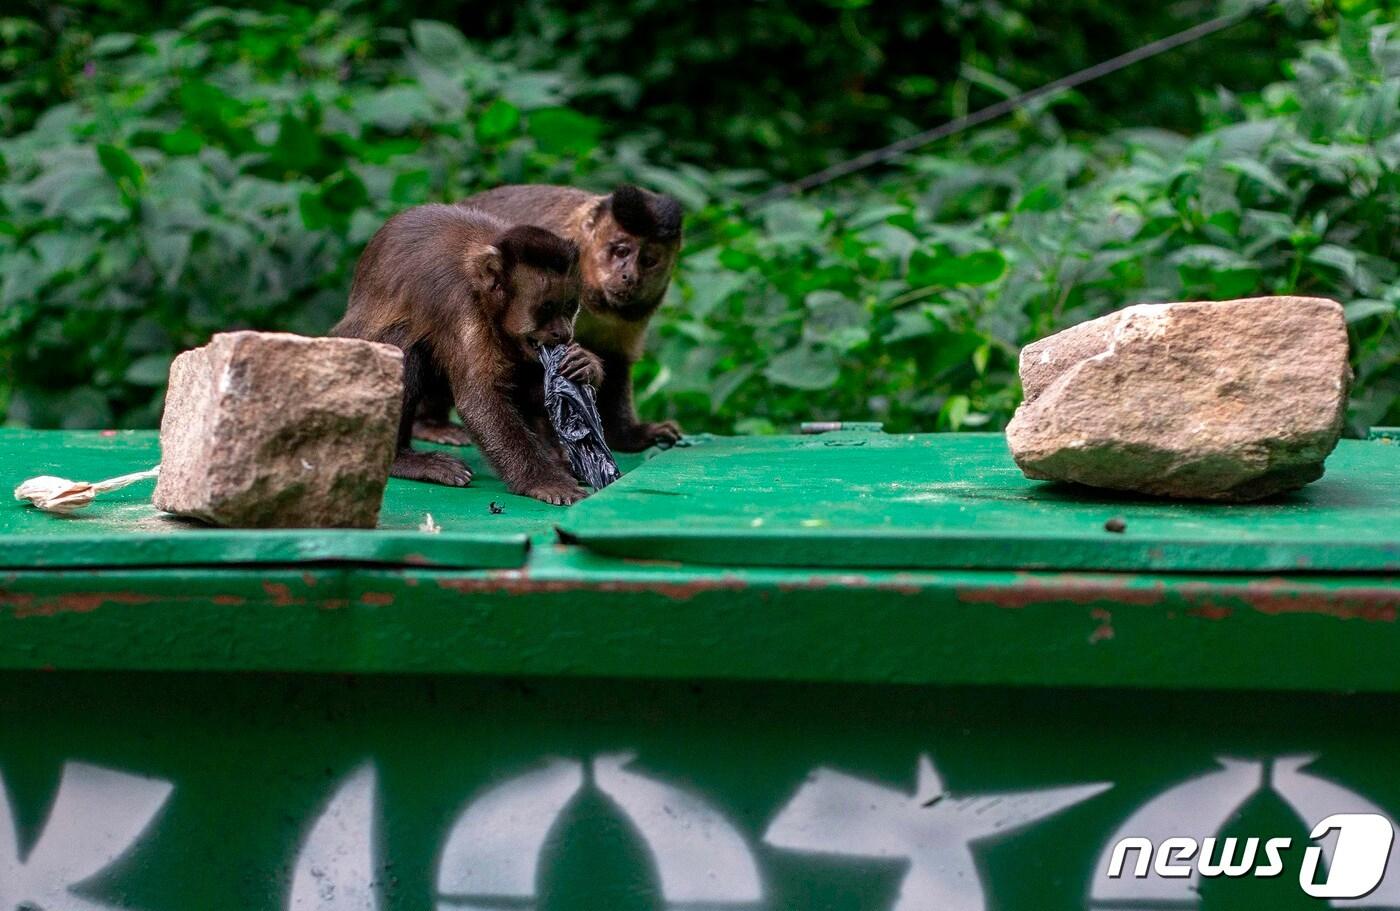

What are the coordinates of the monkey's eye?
(609, 242, 631, 259)
(640, 250, 659, 269)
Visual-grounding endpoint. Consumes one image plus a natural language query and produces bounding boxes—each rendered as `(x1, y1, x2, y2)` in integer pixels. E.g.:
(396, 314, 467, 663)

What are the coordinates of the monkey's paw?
(391, 450, 474, 487)
(519, 477, 589, 506)
(559, 344, 604, 387)
(412, 420, 473, 447)
(609, 420, 683, 452)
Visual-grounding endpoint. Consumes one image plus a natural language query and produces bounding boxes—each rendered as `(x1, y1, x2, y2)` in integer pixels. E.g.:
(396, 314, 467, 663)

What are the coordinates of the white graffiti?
(594, 751, 763, 904)
(289, 764, 380, 911)
(763, 753, 1111, 911)
(436, 758, 584, 909)
(1089, 754, 1400, 909)
(0, 761, 173, 911)
(436, 753, 763, 910)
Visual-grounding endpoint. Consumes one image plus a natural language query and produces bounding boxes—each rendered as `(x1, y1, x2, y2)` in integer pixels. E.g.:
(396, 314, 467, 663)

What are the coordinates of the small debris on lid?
(1104, 517, 1127, 533)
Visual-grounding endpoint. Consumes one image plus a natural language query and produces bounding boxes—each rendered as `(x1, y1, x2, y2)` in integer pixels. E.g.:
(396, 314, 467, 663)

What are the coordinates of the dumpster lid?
(559, 433, 1400, 572)
(0, 430, 583, 570)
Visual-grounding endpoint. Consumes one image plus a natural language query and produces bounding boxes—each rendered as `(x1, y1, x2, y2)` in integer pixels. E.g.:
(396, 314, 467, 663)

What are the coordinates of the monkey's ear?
(608, 184, 684, 242)
(466, 244, 507, 304)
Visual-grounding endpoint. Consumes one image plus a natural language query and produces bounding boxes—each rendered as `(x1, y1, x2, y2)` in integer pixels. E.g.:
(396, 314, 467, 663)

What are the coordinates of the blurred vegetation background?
(0, 0, 1396, 435)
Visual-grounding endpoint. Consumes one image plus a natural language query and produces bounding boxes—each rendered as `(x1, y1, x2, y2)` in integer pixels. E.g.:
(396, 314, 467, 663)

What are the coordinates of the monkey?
(331, 204, 602, 506)
(412, 183, 684, 453)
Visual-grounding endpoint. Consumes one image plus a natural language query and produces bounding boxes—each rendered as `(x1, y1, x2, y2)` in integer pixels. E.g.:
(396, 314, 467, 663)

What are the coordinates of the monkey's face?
(501, 264, 583, 358)
(584, 218, 679, 315)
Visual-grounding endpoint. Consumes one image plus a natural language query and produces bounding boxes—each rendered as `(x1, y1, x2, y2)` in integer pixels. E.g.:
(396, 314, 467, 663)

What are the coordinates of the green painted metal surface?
(561, 433, 1400, 572)
(1, 556, 1396, 690)
(2, 672, 1399, 911)
(0, 428, 1398, 909)
(0, 430, 644, 570)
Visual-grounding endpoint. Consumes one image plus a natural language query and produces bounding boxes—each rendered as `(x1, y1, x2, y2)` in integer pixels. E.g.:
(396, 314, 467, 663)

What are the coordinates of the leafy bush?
(0, 9, 643, 427)
(648, 11, 1400, 436)
(3, 1, 1320, 176)
(0, 4, 1395, 439)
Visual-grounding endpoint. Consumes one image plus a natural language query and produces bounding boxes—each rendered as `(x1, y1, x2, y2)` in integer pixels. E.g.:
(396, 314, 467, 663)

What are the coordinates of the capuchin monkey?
(332, 204, 601, 506)
(413, 183, 684, 453)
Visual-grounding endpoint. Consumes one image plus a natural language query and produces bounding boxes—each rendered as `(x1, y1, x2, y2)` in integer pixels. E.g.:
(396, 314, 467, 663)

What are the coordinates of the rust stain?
(436, 571, 749, 602)
(321, 598, 350, 611)
(1187, 603, 1233, 621)
(12, 591, 154, 619)
(1088, 607, 1114, 643)
(1181, 579, 1400, 623)
(261, 582, 301, 606)
(360, 592, 394, 606)
(958, 576, 1166, 609)
(0, 591, 36, 610)
(301, 572, 319, 587)
(212, 595, 246, 606)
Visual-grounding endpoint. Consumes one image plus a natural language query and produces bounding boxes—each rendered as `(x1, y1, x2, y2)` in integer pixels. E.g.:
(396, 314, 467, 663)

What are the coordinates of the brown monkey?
(414, 184, 683, 453)
(332, 204, 601, 505)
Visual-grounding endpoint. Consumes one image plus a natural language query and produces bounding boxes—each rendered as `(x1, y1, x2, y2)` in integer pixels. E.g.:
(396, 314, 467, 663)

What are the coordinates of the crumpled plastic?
(13, 467, 160, 514)
(539, 344, 620, 490)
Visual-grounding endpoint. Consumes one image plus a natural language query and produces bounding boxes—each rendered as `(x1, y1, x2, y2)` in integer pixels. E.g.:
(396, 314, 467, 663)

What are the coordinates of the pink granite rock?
(1006, 297, 1351, 501)
(153, 331, 403, 527)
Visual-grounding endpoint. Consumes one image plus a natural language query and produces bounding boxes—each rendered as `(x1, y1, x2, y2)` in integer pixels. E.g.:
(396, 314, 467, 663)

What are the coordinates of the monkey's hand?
(412, 419, 473, 447)
(391, 450, 473, 487)
(608, 420, 683, 453)
(559, 343, 604, 388)
(518, 475, 589, 507)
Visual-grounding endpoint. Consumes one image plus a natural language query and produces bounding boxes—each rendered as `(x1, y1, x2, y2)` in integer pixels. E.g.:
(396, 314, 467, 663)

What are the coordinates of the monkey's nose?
(546, 327, 571, 346)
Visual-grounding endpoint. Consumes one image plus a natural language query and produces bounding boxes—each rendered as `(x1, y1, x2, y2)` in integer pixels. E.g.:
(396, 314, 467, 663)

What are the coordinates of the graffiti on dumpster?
(0, 762, 173, 911)
(764, 754, 1112, 911)
(436, 752, 763, 910)
(7, 751, 1397, 911)
(290, 764, 380, 911)
(1089, 754, 1400, 908)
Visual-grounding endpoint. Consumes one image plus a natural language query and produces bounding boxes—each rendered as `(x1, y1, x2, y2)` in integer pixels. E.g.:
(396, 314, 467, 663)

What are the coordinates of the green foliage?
(647, 12, 1400, 435)
(0, 8, 634, 427)
(0, 2, 1396, 440)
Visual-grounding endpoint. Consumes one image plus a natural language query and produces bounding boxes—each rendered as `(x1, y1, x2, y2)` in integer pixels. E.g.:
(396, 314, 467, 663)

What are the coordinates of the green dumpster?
(1, 428, 1397, 910)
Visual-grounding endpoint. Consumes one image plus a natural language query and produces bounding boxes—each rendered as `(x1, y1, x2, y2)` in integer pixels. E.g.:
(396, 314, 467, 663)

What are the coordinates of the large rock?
(1006, 296, 1351, 501)
(153, 331, 403, 527)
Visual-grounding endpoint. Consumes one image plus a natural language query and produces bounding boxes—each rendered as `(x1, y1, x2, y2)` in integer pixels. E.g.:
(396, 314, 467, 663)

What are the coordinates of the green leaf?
(271, 113, 320, 173)
(476, 100, 521, 143)
(354, 86, 434, 133)
(939, 394, 971, 431)
(390, 170, 433, 206)
(802, 291, 869, 352)
(764, 344, 840, 391)
(1307, 244, 1360, 284)
(96, 144, 144, 194)
(908, 249, 1006, 287)
(1224, 158, 1289, 197)
(90, 33, 140, 57)
(710, 365, 755, 413)
(1344, 299, 1396, 323)
(124, 354, 173, 387)
(411, 20, 470, 69)
(527, 108, 601, 156)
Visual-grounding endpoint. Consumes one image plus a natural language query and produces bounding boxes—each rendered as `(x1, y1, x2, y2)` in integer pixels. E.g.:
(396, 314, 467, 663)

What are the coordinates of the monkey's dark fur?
(411, 183, 684, 453)
(331, 204, 603, 506)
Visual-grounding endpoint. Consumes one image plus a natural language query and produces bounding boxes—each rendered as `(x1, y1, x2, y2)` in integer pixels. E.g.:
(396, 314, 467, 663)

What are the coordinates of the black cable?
(739, 9, 1256, 212)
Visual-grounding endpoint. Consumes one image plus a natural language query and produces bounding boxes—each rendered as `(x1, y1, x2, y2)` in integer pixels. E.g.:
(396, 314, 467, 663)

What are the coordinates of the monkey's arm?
(596, 351, 680, 452)
(449, 362, 586, 506)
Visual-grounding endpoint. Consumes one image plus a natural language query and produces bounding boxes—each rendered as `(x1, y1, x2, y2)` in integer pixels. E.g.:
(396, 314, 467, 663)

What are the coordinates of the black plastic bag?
(539, 344, 621, 490)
